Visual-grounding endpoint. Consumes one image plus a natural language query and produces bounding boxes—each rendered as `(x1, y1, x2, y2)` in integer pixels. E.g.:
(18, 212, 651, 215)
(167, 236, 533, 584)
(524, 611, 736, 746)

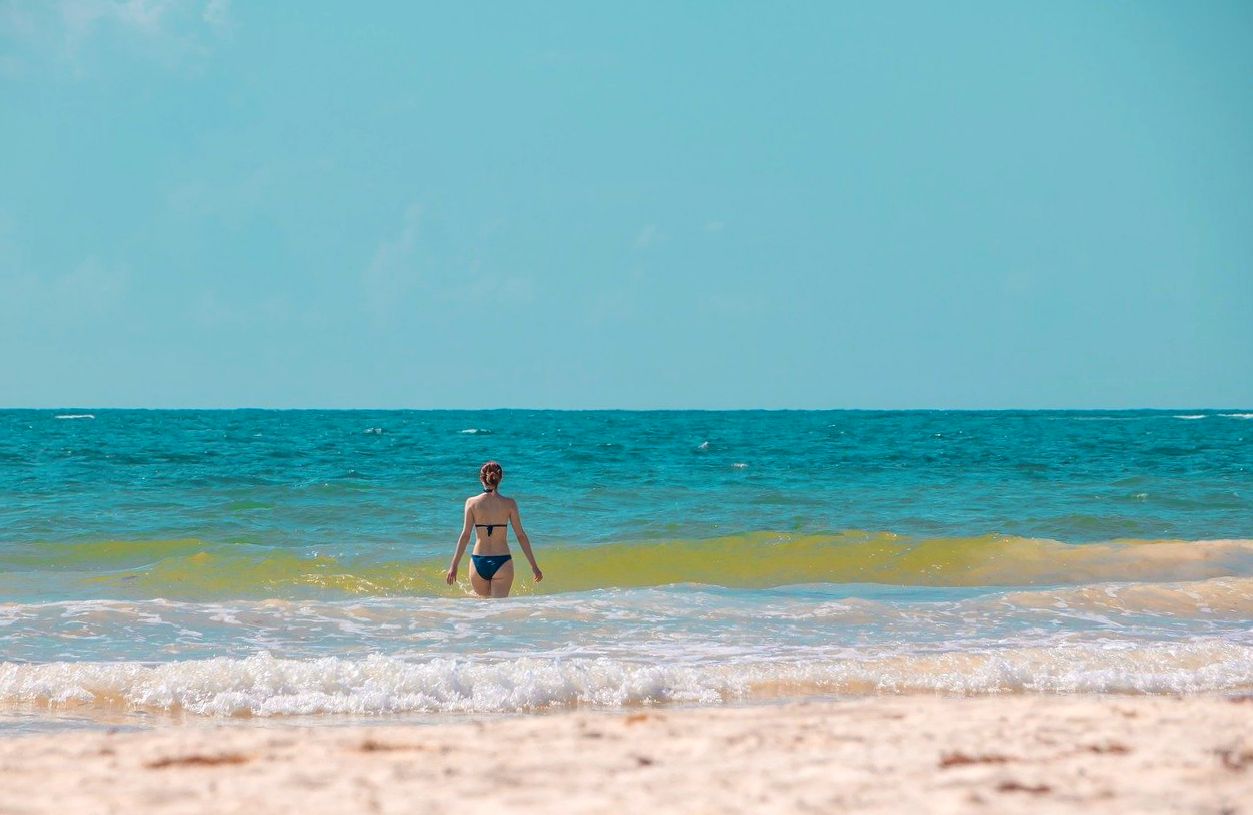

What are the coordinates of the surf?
(5, 532, 1253, 600)
(4, 641, 1252, 719)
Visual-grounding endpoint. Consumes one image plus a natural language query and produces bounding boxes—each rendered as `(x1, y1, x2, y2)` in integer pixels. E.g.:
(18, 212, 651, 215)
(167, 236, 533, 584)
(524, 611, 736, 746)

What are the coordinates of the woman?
(445, 461, 543, 598)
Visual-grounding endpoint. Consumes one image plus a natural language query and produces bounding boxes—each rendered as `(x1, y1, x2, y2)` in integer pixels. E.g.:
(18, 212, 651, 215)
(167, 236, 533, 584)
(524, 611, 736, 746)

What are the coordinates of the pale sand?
(2, 696, 1251, 814)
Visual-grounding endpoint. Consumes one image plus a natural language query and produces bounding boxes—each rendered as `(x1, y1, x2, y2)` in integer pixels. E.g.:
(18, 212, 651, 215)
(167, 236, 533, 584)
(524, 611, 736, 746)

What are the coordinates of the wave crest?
(4, 642, 1251, 717)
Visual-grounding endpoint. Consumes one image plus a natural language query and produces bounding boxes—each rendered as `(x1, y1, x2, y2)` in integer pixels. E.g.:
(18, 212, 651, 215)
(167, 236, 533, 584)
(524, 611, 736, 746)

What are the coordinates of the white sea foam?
(1174, 415, 1207, 420)
(460, 428, 491, 435)
(53, 414, 94, 420)
(3, 642, 1251, 718)
(1220, 413, 1253, 420)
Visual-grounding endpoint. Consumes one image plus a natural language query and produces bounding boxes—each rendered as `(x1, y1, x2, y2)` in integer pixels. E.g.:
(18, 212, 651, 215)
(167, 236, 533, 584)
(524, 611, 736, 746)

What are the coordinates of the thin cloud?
(1, 0, 230, 68)
(362, 205, 424, 326)
(54, 256, 131, 315)
(450, 273, 536, 308)
(634, 224, 660, 250)
(202, 0, 228, 28)
(0, 255, 131, 339)
(59, 0, 171, 41)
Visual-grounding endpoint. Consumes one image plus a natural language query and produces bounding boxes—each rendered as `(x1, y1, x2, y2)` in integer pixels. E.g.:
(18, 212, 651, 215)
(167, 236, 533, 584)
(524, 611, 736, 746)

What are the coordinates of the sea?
(1, 409, 1251, 733)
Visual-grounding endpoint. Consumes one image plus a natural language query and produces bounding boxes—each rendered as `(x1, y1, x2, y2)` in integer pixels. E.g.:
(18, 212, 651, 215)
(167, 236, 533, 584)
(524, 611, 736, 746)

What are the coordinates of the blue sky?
(1, 1, 1250, 409)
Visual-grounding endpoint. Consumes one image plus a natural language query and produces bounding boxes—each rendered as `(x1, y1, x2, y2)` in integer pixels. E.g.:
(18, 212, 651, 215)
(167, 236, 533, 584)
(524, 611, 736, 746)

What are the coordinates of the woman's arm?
(445, 500, 474, 585)
(509, 501, 542, 582)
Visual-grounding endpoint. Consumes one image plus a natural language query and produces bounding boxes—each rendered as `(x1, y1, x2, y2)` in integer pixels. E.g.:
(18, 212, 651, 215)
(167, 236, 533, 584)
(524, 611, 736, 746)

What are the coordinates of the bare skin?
(445, 481, 542, 598)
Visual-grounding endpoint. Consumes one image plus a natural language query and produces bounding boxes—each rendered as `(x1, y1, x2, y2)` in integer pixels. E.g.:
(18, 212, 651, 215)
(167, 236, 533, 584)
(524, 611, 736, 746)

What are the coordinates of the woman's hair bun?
(480, 460, 503, 488)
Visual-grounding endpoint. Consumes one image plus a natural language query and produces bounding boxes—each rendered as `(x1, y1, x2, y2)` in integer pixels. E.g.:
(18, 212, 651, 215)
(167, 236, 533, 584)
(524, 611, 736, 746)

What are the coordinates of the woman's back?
(468, 491, 513, 556)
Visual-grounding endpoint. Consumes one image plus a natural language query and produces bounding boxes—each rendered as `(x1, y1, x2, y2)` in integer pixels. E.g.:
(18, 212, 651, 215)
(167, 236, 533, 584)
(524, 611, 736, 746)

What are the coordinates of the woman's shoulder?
(466, 492, 511, 505)
(466, 492, 514, 508)
(488, 493, 518, 510)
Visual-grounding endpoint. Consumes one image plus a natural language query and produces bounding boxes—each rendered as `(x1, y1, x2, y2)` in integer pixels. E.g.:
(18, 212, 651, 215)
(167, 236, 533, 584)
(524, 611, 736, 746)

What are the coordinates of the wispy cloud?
(190, 288, 323, 333)
(201, 0, 228, 28)
(634, 224, 660, 250)
(0, 2, 36, 38)
(58, 0, 172, 42)
(359, 205, 535, 329)
(0, 0, 230, 72)
(56, 256, 131, 314)
(446, 273, 535, 309)
(0, 254, 132, 340)
(362, 204, 424, 326)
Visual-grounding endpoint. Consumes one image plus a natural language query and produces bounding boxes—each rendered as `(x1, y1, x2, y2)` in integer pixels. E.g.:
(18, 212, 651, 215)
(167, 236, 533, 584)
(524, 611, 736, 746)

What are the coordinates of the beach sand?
(1, 695, 1250, 814)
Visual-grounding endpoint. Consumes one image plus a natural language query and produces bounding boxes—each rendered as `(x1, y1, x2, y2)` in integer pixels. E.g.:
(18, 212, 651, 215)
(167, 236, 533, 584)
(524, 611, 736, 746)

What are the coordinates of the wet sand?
(1, 695, 1251, 814)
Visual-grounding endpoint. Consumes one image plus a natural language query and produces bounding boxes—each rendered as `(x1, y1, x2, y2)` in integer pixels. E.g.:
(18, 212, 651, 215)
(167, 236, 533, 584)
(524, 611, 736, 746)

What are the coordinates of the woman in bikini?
(445, 461, 543, 598)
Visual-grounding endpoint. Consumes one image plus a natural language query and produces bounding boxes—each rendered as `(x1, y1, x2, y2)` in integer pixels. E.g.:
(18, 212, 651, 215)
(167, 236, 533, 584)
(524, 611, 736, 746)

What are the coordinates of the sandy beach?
(2, 695, 1250, 814)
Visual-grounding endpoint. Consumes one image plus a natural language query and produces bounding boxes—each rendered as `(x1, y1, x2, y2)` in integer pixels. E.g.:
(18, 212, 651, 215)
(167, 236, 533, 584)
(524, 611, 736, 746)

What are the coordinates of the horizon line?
(4, 405, 1251, 413)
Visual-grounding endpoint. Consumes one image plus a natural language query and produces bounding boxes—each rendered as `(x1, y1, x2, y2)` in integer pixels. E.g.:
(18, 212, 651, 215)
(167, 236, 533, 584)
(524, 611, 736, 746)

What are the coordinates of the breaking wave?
(4, 533, 1252, 599)
(3, 641, 1251, 718)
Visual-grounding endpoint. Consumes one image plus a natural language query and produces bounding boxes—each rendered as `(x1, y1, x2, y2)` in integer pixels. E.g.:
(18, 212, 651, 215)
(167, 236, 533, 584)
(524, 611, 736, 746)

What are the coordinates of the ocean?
(1, 409, 1251, 732)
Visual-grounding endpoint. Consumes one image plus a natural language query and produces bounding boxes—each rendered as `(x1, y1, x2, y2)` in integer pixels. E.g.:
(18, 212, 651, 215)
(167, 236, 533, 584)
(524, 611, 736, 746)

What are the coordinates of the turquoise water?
(2, 409, 1251, 728)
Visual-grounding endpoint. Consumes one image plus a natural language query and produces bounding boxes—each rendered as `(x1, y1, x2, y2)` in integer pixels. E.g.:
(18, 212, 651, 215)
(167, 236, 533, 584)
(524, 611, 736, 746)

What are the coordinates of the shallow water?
(1, 409, 1251, 729)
